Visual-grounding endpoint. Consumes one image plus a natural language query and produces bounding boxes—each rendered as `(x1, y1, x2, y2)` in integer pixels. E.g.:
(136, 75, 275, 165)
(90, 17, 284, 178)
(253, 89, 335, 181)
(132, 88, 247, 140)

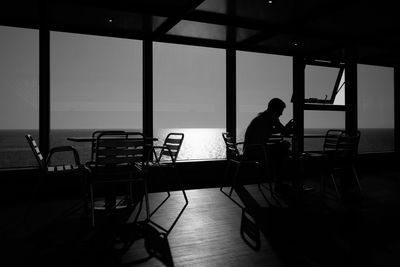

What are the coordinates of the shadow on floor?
(235, 183, 400, 267)
(2, 203, 173, 267)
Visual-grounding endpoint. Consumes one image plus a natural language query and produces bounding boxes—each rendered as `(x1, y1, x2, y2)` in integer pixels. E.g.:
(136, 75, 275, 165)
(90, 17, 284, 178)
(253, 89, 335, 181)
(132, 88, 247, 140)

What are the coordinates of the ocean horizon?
(0, 128, 394, 168)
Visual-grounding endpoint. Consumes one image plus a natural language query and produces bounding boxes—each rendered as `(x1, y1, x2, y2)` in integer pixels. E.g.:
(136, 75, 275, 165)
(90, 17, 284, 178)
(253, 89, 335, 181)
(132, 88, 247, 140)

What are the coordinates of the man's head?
(267, 98, 286, 117)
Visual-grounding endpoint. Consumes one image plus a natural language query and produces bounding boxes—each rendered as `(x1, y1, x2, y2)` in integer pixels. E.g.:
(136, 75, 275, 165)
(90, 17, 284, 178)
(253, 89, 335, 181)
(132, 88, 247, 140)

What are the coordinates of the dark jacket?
(243, 111, 289, 160)
(244, 111, 286, 147)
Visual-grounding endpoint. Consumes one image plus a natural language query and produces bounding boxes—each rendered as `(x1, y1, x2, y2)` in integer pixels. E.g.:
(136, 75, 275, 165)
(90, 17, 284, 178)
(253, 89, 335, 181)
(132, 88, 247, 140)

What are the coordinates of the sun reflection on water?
(156, 128, 226, 161)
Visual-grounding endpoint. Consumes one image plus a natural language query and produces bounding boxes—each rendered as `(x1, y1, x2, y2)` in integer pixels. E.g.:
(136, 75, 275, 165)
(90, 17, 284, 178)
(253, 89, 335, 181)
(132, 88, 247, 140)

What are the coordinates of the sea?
(0, 128, 394, 169)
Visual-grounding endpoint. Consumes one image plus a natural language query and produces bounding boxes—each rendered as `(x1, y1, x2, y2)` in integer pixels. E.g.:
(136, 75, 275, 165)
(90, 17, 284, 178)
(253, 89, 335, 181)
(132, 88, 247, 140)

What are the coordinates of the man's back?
(244, 111, 279, 146)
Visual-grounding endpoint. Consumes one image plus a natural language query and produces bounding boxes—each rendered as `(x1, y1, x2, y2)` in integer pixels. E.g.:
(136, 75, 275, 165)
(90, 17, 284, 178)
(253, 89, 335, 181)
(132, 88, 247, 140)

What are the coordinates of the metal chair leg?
(147, 166, 188, 235)
(144, 178, 150, 222)
(90, 184, 95, 227)
(229, 162, 241, 197)
(220, 160, 232, 192)
(177, 166, 189, 205)
(352, 165, 362, 191)
(330, 174, 341, 199)
(320, 171, 326, 197)
(149, 191, 171, 217)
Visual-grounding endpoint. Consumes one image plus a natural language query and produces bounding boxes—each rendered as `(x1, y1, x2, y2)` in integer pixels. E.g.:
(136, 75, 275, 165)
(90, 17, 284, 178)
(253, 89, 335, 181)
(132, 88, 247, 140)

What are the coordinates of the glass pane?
(333, 71, 345, 105)
(237, 51, 293, 142)
(154, 42, 226, 160)
(304, 111, 345, 151)
(305, 65, 344, 105)
(50, 32, 142, 164)
(0, 26, 39, 168)
(358, 64, 394, 153)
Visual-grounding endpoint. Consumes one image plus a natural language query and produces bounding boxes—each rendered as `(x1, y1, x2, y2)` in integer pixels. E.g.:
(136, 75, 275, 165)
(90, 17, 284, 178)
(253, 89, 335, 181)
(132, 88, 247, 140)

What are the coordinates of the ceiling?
(1, 0, 399, 66)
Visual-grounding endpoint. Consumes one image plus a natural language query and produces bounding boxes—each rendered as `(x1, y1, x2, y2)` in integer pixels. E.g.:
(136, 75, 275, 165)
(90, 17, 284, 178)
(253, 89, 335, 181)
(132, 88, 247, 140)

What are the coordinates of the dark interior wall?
(0, 153, 398, 204)
(0, 160, 226, 204)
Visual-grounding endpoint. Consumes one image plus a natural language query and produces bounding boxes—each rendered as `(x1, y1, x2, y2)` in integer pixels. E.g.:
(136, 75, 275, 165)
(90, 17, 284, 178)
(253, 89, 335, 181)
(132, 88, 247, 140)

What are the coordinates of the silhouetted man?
(243, 98, 294, 192)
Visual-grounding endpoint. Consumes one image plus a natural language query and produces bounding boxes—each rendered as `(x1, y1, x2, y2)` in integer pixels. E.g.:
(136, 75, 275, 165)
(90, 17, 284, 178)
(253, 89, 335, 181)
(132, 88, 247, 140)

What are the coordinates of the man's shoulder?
(254, 112, 273, 123)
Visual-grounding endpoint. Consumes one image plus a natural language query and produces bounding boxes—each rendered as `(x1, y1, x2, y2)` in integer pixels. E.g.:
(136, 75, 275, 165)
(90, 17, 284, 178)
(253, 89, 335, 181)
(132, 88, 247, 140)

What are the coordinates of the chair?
(302, 129, 362, 198)
(146, 132, 188, 235)
(86, 131, 149, 227)
(220, 132, 279, 208)
(90, 130, 126, 161)
(24, 134, 88, 223)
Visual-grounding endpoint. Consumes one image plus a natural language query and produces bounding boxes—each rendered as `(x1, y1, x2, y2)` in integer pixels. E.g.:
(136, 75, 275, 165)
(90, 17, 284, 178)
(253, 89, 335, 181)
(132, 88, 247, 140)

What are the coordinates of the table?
(67, 136, 158, 142)
(270, 133, 327, 192)
(271, 133, 326, 139)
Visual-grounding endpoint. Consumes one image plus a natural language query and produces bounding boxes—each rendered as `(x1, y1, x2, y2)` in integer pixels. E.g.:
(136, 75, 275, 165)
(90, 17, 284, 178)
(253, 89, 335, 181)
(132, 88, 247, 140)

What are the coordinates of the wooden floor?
(2, 169, 400, 267)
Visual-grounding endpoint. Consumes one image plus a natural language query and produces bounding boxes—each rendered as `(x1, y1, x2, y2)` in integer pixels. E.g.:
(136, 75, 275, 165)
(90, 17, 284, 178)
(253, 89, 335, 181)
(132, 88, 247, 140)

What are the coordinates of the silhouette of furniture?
(302, 129, 362, 198)
(24, 134, 88, 223)
(220, 132, 281, 208)
(146, 133, 188, 235)
(90, 130, 126, 162)
(85, 131, 149, 227)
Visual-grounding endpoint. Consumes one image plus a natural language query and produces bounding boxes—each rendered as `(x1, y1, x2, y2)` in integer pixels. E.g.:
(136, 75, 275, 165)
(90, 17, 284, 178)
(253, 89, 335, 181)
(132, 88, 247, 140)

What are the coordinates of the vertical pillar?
(226, 0, 236, 141)
(292, 55, 305, 189)
(39, 0, 50, 157)
(292, 56, 305, 155)
(226, 48, 236, 141)
(143, 38, 153, 139)
(345, 48, 358, 134)
(395, 65, 400, 153)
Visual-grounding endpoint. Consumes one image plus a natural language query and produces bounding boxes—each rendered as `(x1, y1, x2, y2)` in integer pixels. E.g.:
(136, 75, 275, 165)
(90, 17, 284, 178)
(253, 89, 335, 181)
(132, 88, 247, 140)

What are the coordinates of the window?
(358, 64, 394, 153)
(237, 51, 292, 141)
(0, 26, 39, 168)
(304, 111, 345, 151)
(154, 42, 226, 160)
(303, 63, 346, 151)
(50, 32, 142, 163)
(305, 64, 345, 105)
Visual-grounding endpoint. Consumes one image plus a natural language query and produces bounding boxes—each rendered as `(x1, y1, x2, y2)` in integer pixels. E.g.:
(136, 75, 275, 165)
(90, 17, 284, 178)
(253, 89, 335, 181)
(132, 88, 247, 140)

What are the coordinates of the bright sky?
(0, 25, 395, 130)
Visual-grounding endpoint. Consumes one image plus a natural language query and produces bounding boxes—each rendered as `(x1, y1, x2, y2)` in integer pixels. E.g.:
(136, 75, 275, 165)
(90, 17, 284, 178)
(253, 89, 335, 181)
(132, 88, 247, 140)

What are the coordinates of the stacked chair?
(85, 131, 149, 227)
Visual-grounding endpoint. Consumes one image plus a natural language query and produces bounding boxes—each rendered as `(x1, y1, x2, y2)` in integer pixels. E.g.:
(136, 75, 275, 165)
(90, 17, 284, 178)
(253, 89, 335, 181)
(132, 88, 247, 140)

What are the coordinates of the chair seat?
(86, 164, 144, 182)
(302, 151, 350, 164)
(301, 152, 327, 159)
(147, 161, 174, 167)
(46, 164, 82, 173)
(86, 162, 140, 171)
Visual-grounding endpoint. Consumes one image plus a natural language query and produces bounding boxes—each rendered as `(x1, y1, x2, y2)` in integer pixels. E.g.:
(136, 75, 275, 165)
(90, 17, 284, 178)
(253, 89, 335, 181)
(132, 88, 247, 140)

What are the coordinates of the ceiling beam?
(50, 23, 147, 41)
(152, 0, 205, 40)
(237, 1, 354, 49)
(158, 35, 228, 50)
(184, 10, 268, 30)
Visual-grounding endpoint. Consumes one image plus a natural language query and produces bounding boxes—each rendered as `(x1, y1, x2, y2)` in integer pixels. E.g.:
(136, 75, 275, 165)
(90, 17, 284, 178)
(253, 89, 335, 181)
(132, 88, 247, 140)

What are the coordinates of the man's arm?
(283, 119, 294, 135)
(272, 118, 286, 134)
(272, 119, 294, 136)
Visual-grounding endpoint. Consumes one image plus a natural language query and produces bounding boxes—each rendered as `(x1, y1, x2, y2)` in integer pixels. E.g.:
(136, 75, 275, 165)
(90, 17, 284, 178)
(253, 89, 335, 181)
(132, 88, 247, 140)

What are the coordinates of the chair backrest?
(335, 130, 361, 162)
(322, 129, 345, 153)
(159, 133, 184, 163)
(25, 134, 45, 170)
(222, 132, 240, 160)
(322, 129, 361, 164)
(91, 130, 126, 161)
(94, 131, 145, 169)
